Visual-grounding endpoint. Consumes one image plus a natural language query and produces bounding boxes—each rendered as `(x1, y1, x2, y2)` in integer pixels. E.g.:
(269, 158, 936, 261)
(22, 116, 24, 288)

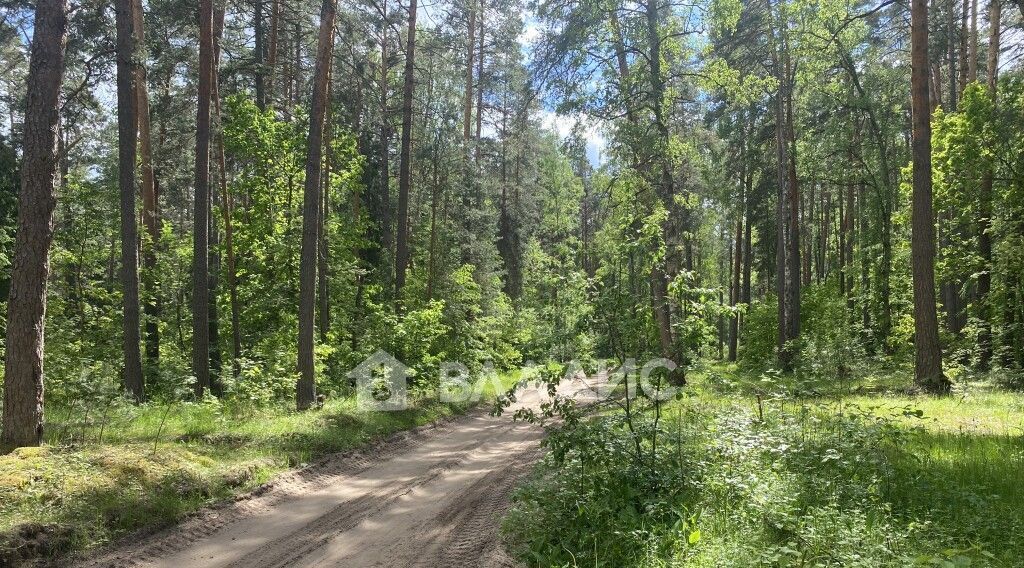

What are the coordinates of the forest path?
(77, 376, 601, 568)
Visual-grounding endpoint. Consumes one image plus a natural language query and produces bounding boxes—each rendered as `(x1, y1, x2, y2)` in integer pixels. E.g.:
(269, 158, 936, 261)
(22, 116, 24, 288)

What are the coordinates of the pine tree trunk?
(1, 0, 67, 450)
(267, 0, 280, 105)
(254, 0, 266, 109)
(910, 0, 949, 392)
(134, 0, 160, 370)
(977, 0, 999, 369)
(116, 0, 144, 402)
(213, 72, 241, 378)
(297, 0, 336, 410)
(968, 0, 978, 81)
(394, 0, 417, 302)
(728, 212, 742, 362)
(193, 0, 214, 397)
(318, 78, 333, 342)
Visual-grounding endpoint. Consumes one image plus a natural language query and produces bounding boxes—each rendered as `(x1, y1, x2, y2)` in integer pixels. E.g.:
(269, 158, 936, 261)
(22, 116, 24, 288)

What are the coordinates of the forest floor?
(502, 363, 1024, 566)
(0, 375, 520, 567)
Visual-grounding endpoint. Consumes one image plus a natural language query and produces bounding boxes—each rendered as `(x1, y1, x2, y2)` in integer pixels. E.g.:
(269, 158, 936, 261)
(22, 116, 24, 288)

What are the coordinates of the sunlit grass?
(0, 374, 518, 562)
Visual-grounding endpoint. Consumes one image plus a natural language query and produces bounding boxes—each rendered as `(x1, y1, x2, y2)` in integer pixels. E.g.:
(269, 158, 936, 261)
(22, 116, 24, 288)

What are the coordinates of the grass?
(0, 374, 518, 565)
(502, 362, 1024, 567)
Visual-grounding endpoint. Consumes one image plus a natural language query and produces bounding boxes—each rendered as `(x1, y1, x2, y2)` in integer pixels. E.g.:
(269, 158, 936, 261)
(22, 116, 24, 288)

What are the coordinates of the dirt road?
(78, 377, 599, 568)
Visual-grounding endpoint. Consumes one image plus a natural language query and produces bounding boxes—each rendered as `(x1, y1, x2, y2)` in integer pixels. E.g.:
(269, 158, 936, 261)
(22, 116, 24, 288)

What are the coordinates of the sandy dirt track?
(76, 377, 600, 568)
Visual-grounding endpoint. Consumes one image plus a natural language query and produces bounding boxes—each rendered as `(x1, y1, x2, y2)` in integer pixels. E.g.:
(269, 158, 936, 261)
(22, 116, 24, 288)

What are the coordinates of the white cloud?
(538, 110, 607, 167)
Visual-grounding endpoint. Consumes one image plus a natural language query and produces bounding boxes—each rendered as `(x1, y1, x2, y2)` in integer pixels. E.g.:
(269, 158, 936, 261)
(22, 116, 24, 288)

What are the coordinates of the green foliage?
(504, 373, 1024, 567)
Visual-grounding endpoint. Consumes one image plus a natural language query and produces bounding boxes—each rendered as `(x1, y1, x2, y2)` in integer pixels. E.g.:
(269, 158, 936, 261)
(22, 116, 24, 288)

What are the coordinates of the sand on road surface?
(77, 375, 602, 568)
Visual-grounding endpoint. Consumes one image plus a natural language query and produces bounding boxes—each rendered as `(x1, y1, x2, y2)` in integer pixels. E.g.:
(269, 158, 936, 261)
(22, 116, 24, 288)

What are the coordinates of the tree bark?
(297, 0, 336, 410)
(133, 0, 160, 370)
(193, 0, 214, 397)
(1, 0, 68, 449)
(116, 0, 145, 402)
(968, 0, 978, 81)
(318, 77, 333, 342)
(394, 0, 417, 302)
(977, 0, 999, 369)
(910, 0, 949, 392)
(463, 0, 475, 141)
(255, 0, 266, 109)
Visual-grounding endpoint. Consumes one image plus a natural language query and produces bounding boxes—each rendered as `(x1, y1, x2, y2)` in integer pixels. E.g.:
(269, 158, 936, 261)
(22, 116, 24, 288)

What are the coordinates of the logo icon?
(347, 350, 412, 411)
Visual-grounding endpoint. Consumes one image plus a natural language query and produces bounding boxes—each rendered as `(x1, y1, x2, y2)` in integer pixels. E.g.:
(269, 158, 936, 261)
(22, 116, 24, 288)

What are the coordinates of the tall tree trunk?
(318, 77, 333, 342)
(948, 0, 958, 110)
(193, 0, 214, 397)
(267, 0, 280, 105)
(728, 208, 742, 362)
(297, 0, 336, 410)
(463, 0, 475, 141)
(116, 0, 144, 402)
(394, 0, 417, 302)
(475, 0, 484, 168)
(134, 0, 160, 370)
(911, 0, 949, 392)
(645, 0, 680, 377)
(968, 0, 978, 81)
(1, 0, 68, 449)
(959, 0, 969, 95)
(254, 0, 266, 109)
(213, 70, 241, 378)
(207, 4, 227, 395)
(379, 10, 393, 279)
(458, 0, 475, 265)
(977, 0, 1000, 369)
(784, 37, 801, 361)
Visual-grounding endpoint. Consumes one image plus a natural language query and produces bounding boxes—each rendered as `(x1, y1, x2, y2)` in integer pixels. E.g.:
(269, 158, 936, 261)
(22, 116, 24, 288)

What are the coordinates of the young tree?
(297, 0, 337, 410)
(910, 0, 949, 392)
(1, 0, 68, 449)
(116, 0, 145, 402)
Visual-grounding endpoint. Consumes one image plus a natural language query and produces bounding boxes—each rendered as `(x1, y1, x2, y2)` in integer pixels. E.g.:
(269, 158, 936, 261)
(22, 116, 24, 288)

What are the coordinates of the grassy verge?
(0, 375, 516, 565)
(502, 365, 1024, 567)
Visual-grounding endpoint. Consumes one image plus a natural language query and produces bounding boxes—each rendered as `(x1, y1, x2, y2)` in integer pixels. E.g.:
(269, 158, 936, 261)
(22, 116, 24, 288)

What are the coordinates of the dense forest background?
(2, 0, 1021, 417)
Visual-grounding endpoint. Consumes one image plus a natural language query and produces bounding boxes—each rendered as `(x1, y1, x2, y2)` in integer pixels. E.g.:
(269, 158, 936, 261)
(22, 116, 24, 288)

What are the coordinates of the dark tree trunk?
(977, 0, 999, 369)
(379, 11, 393, 281)
(1, 0, 67, 449)
(116, 0, 144, 402)
(208, 4, 227, 396)
(267, 0, 280, 105)
(213, 72, 241, 378)
(297, 0, 336, 410)
(193, 0, 214, 397)
(910, 0, 949, 392)
(968, 0, 978, 81)
(254, 0, 266, 109)
(394, 0, 417, 302)
(134, 0, 160, 370)
(318, 78, 333, 342)
(645, 0, 680, 377)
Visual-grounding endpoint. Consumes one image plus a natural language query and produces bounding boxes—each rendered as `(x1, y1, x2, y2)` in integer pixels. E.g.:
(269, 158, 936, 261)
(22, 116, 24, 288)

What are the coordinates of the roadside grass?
(503, 363, 1024, 567)
(0, 374, 517, 565)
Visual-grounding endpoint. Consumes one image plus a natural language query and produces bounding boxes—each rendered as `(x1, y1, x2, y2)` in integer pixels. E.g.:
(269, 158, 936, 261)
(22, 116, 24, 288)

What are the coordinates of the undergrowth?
(502, 365, 1024, 567)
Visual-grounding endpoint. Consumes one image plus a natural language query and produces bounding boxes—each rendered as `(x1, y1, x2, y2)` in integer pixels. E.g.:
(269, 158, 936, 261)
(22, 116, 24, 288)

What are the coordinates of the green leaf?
(688, 529, 701, 545)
